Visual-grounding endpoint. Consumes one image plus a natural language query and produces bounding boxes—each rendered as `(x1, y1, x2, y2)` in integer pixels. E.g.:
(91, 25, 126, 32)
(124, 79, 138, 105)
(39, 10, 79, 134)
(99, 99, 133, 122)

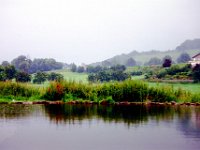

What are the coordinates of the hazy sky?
(0, 0, 200, 64)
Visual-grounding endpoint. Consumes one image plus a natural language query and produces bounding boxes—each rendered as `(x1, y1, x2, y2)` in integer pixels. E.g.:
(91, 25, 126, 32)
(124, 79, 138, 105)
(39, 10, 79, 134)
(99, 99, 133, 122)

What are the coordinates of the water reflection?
(0, 104, 200, 150)
(43, 104, 196, 125)
(0, 104, 35, 119)
(176, 107, 200, 138)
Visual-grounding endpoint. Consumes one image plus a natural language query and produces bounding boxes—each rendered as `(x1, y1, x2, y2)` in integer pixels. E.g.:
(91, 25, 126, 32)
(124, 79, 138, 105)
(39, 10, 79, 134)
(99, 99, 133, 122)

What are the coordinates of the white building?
(189, 52, 200, 67)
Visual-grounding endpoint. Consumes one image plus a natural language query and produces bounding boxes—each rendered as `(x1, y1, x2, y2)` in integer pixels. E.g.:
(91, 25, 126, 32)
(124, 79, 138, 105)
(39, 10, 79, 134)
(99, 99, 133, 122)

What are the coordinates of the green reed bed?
(0, 80, 199, 103)
(0, 81, 41, 101)
(42, 80, 200, 103)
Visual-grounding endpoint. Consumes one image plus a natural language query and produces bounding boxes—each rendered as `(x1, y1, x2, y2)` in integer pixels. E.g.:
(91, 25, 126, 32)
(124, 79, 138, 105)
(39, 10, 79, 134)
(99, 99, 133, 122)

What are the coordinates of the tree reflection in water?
(44, 104, 178, 126)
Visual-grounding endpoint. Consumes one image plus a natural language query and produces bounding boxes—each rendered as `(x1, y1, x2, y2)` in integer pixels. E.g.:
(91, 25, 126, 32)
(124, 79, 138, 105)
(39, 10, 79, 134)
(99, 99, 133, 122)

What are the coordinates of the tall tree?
(177, 53, 191, 63)
(11, 55, 32, 73)
(4, 65, 16, 80)
(1, 61, 10, 67)
(162, 55, 172, 67)
(33, 72, 48, 84)
(15, 72, 31, 82)
(192, 64, 200, 82)
(70, 63, 77, 72)
(77, 66, 85, 73)
(146, 57, 162, 66)
(0, 66, 6, 81)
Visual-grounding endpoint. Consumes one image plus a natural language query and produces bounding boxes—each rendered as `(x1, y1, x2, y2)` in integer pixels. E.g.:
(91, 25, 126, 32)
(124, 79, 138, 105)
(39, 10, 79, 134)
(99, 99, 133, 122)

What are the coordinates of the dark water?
(0, 104, 200, 150)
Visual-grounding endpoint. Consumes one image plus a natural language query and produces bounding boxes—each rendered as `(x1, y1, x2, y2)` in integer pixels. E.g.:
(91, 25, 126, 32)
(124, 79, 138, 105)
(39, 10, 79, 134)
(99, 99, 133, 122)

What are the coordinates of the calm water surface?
(0, 104, 200, 150)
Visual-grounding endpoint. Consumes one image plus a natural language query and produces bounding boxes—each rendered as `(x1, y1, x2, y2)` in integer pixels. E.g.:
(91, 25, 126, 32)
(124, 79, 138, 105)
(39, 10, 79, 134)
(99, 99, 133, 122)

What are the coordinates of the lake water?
(0, 104, 199, 150)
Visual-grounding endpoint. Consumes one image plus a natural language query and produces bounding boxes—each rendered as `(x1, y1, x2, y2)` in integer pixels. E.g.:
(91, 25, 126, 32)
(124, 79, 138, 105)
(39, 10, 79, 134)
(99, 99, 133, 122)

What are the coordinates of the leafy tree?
(111, 65, 126, 72)
(146, 57, 162, 66)
(11, 56, 63, 74)
(33, 72, 48, 84)
(112, 71, 130, 81)
(11, 55, 32, 73)
(97, 71, 112, 82)
(0, 66, 6, 81)
(1, 61, 10, 67)
(77, 66, 85, 73)
(48, 72, 64, 82)
(162, 56, 172, 67)
(88, 74, 97, 82)
(88, 69, 129, 82)
(15, 72, 31, 82)
(125, 58, 136, 67)
(4, 65, 16, 80)
(177, 53, 191, 63)
(86, 66, 94, 73)
(192, 64, 200, 82)
(86, 65, 104, 73)
(29, 58, 63, 73)
(70, 63, 77, 72)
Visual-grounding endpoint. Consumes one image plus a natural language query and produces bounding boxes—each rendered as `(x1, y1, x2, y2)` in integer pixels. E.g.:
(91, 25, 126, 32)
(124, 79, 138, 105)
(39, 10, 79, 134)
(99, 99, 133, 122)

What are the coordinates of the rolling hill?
(90, 38, 200, 66)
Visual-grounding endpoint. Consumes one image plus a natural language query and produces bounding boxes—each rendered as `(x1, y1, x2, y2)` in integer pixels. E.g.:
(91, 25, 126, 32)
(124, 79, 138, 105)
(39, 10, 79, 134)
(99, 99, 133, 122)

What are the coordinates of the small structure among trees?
(189, 52, 200, 67)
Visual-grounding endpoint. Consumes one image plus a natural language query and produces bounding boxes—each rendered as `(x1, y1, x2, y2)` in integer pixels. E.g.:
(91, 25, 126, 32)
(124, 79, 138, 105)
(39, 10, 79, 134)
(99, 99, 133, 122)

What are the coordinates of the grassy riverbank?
(1, 80, 199, 103)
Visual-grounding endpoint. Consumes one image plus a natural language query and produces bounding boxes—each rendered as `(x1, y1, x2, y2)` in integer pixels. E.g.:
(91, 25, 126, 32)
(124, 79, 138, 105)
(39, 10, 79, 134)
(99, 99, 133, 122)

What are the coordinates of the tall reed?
(0, 81, 40, 100)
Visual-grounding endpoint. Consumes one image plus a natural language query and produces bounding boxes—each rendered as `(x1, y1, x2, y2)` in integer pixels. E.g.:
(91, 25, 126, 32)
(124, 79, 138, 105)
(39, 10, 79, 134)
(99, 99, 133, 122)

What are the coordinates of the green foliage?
(43, 82, 65, 100)
(70, 63, 77, 72)
(88, 70, 130, 82)
(77, 66, 85, 73)
(162, 58, 172, 68)
(144, 64, 192, 80)
(43, 80, 149, 102)
(111, 65, 126, 72)
(15, 72, 31, 82)
(33, 72, 48, 84)
(192, 64, 200, 82)
(86, 65, 103, 73)
(145, 57, 162, 66)
(11, 55, 63, 73)
(87, 65, 129, 83)
(177, 53, 191, 63)
(0, 81, 39, 100)
(130, 71, 143, 76)
(48, 72, 64, 82)
(4, 65, 17, 80)
(41, 80, 200, 102)
(11, 55, 32, 73)
(1, 61, 10, 67)
(0, 66, 6, 81)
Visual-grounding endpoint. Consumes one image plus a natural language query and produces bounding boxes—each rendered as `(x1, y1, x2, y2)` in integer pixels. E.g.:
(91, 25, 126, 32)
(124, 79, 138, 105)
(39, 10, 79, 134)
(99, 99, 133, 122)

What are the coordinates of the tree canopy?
(177, 53, 191, 63)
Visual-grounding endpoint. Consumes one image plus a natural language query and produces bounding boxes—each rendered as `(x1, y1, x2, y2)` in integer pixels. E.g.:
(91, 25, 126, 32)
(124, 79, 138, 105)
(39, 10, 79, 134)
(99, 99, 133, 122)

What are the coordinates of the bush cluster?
(42, 80, 200, 103)
(0, 81, 40, 100)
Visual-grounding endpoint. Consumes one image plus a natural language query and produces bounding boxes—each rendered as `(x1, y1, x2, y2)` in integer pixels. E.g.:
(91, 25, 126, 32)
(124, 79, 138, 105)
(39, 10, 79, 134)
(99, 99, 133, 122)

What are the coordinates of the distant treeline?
(0, 64, 64, 83)
(1, 55, 64, 74)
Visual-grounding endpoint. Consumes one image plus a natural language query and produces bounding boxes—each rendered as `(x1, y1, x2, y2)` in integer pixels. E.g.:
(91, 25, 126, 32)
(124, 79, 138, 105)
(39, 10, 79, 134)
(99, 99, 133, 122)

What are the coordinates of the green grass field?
(147, 82, 200, 94)
(49, 69, 88, 83)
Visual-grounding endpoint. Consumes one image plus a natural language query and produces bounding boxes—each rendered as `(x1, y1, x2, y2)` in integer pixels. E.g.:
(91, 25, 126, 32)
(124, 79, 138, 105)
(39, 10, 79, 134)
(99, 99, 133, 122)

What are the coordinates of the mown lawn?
(49, 69, 88, 83)
(148, 82, 200, 94)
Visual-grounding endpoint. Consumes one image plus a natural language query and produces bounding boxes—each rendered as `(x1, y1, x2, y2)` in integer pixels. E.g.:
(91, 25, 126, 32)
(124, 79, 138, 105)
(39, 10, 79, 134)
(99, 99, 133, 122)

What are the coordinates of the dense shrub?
(15, 72, 31, 82)
(192, 64, 200, 82)
(42, 80, 200, 102)
(0, 81, 39, 99)
(43, 82, 65, 100)
(48, 72, 64, 82)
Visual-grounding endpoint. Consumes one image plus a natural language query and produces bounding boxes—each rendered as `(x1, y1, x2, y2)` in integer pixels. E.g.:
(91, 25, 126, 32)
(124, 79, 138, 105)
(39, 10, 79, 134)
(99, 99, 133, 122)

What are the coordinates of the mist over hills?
(90, 38, 200, 66)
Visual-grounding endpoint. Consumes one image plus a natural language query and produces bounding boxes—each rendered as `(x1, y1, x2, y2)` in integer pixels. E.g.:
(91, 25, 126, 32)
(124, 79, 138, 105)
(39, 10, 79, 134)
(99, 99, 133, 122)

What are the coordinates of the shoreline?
(0, 100, 200, 106)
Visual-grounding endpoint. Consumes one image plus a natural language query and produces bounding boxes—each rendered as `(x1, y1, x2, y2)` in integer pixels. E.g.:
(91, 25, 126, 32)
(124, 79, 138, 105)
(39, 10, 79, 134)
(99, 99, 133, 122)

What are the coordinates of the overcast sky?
(0, 0, 200, 64)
